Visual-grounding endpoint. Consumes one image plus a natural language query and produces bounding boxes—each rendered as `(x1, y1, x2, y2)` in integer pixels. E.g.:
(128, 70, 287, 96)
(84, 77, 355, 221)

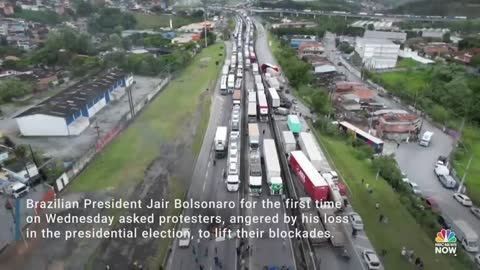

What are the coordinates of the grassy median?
(69, 43, 224, 192)
(315, 131, 469, 270)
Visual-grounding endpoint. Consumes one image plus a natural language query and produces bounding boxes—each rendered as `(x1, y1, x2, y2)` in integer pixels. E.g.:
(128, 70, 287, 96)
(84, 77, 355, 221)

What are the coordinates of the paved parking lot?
(0, 184, 50, 252)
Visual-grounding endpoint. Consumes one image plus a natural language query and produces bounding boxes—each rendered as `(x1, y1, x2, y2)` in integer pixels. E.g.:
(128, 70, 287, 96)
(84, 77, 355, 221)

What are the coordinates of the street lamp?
(457, 154, 474, 194)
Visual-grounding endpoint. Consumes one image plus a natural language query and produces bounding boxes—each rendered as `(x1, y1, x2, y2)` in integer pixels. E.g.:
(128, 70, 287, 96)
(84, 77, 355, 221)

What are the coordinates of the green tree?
(0, 80, 34, 103)
(310, 90, 331, 115)
(471, 55, 480, 67)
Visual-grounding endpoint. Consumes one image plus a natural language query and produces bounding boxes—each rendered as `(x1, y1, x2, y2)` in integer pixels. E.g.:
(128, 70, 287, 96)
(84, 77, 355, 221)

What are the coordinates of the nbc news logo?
(435, 229, 457, 255)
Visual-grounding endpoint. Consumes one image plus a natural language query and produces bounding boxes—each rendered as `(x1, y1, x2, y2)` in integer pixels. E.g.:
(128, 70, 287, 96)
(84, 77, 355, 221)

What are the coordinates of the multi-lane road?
(253, 18, 382, 270)
(167, 41, 238, 270)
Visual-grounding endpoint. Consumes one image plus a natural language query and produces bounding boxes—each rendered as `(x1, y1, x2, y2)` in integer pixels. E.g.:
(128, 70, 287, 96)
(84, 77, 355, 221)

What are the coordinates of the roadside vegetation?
(314, 123, 473, 270)
(396, 58, 421, 68)
(256, 0, 359, 12)
(267, 23, 474, 268)
(391, 0, 480, 18)
(69, 42, 225, 192)
(368, 65, 480, 204)
(132, 12, 203, 29)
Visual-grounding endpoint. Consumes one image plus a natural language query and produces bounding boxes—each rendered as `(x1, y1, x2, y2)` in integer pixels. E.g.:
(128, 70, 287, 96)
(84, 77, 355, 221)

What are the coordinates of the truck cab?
(3, 182, 29, 198)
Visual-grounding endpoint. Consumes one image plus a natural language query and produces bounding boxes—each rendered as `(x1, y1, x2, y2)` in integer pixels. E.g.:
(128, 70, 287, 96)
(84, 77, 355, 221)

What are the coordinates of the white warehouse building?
(15, 68, 133, 136)
(355, 38, 400, 69)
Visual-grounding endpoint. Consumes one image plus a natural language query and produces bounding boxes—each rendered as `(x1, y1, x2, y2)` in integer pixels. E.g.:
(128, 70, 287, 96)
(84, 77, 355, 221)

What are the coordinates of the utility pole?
(204, 6, 208, 48)
(457, 154, 474, 193)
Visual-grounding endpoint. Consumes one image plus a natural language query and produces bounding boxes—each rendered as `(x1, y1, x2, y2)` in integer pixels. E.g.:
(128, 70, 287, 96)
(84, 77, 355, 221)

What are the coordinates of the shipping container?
(287, 115, 302, 134)
(289, 151, 329, 201)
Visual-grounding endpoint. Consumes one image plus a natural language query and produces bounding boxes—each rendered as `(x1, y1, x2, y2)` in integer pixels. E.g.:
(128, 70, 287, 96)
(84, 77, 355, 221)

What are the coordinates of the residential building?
(15, 68, 134, 136)
(335, 81, 363, 93)
(298, 42, 324, 57)
(453, 49, 480, 64)
(355, 37, 400, 69)
(16, 68, 59, 90)
(3, 161, 40, 185)
(0, 2, 14, 15)
(375, 113, 421, 141)
(364, 30, 407, 43)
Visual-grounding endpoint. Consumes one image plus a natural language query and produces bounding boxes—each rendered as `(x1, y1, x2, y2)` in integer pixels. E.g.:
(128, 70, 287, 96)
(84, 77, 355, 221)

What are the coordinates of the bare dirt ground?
(0, 91, 211, 270)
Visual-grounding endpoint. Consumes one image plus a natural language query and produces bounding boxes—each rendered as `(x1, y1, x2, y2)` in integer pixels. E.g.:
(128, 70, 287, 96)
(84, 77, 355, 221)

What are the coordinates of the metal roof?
(16, 68, 127, 119)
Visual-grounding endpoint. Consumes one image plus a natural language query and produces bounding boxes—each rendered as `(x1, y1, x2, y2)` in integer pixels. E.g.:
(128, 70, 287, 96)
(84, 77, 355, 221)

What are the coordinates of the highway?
(166, 40, 238, 270)
(252, 18, 382, 270)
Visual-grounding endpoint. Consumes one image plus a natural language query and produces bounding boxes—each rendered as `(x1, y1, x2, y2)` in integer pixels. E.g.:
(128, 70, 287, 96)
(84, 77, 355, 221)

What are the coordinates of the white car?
(408, 182, 422, 196)
(230, 131, 239, 142)
(453, 193, 473, 206)
(471, 206, 480, 219)
(349, 212, 364, 230)
(362, 249, 381, 269)
(178, 228, 191, 248)
(229, 149, 238, 164)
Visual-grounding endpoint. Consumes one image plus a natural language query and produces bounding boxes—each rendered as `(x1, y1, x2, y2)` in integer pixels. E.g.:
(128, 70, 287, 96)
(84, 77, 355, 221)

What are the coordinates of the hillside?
(391, 0, 480, 17)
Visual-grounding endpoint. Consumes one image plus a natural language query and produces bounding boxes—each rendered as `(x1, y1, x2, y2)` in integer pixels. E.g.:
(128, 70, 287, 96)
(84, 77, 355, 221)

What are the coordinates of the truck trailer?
(289, 151, 329, 201)
(248, 149, 262, 195)
(288, 115, 302, 134)
(233, 90, 241, 106)
(298, 132, 323, 172)
(263, 139, 283, 195)
(248, 123, 260, 149)
(267, 88, 280, 108)
(214, 126, 228, 158)
(282, 131, 296, 154)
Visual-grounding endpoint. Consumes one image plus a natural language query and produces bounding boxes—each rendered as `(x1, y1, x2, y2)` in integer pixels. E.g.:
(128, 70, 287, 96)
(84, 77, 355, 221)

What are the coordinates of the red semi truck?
(289, 151, 329, 201)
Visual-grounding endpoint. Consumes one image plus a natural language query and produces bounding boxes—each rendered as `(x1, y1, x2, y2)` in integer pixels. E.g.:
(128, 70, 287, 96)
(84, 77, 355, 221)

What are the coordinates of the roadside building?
(3, 161, 40, 185)
(354, 37, 400, 69)
(14, 68, 133, 136)
(335, 81, 363, 93)
(453, 49, 480, 65)
(421, 43, 456, 59)
(375, 113, 421, 141)
(289, 35, 317, 49)
(364, 30, 407, 43)
(298, 42, 324, 57)
(16, 68, 59, 90)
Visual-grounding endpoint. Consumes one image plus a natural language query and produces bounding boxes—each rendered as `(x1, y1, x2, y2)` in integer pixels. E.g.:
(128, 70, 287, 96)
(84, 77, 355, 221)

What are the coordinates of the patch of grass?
(68, 43, 225, 192)
(315, 131, 469, 270)
(454, 125, 480, 204)
(397, 58, 421, 68)
(133, 12, 202, 29)
(193, 97, 211, 155)
(371, 70, 429, 97)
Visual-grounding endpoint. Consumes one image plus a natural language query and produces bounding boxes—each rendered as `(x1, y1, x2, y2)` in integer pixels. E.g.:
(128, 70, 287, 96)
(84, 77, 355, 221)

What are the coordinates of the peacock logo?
(435, 229, 457, 243)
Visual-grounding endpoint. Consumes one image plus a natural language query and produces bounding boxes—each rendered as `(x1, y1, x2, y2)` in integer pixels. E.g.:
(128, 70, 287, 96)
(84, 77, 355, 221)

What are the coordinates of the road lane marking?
(202, 181, 207, 192)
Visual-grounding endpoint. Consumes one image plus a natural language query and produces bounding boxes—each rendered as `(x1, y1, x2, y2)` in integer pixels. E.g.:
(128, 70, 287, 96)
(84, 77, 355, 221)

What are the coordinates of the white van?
(419, 131, 433, 147)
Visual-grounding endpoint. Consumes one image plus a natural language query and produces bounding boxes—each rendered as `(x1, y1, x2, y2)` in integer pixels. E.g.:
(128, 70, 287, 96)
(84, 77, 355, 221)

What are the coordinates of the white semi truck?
(282, 131, 296, 154)
(267, 87, 280, 108)
(214, 126, 228, 158)
(298, 132, 323, 171)
(263, 139, 283, 195)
